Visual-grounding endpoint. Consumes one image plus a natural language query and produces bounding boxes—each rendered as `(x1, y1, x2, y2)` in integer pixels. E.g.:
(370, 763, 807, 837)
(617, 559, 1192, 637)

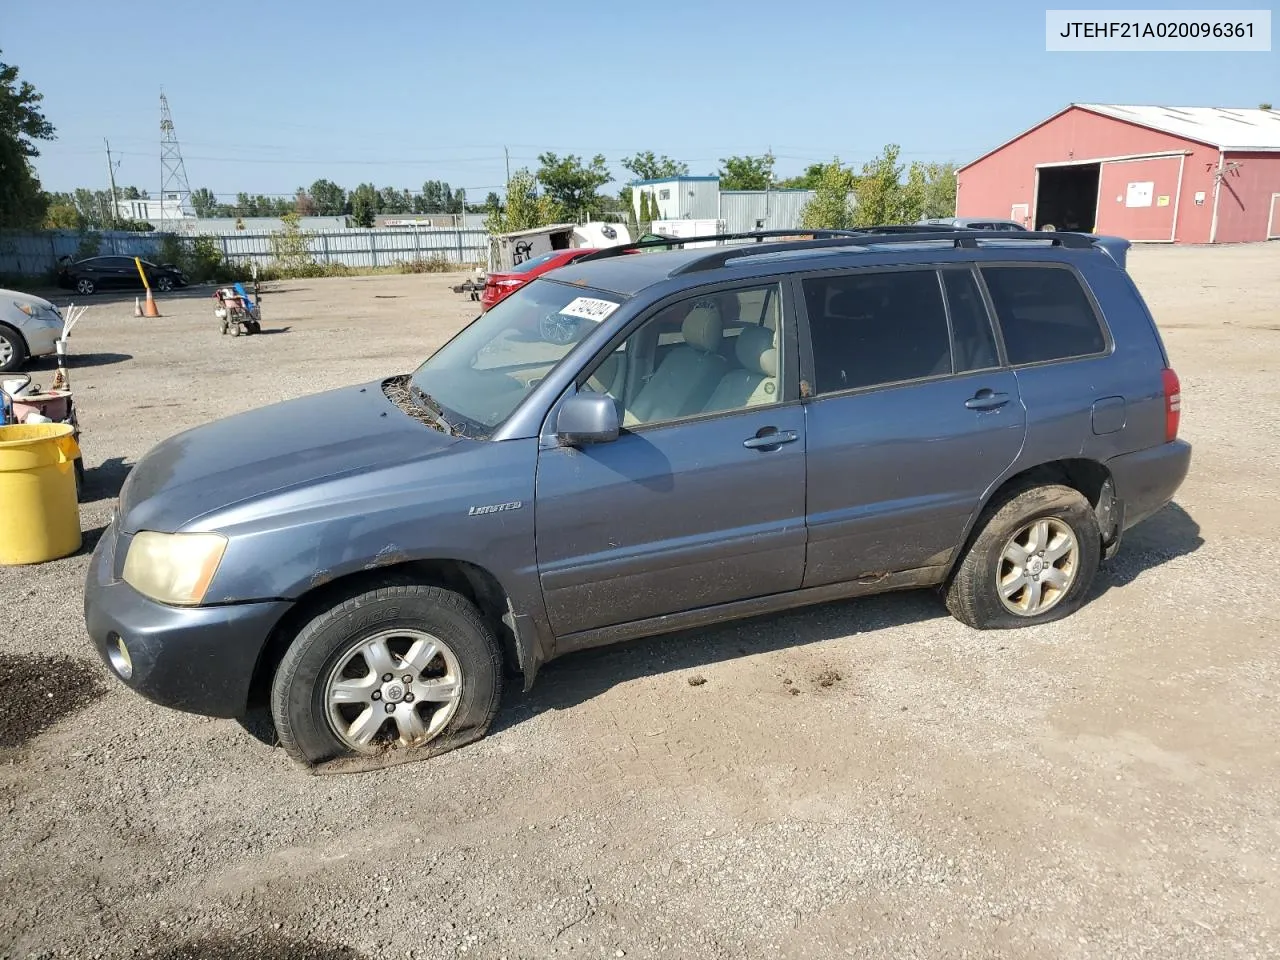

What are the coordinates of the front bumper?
(1107, 439, 1192, 530)
(23, 320, 61, 358)
(83, 520, 290, 718)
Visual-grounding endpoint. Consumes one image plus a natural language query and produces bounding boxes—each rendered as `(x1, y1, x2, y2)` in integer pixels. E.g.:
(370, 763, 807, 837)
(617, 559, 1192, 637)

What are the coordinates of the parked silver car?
(917, 217, 1028, 231)
(0, 288, 63, 372)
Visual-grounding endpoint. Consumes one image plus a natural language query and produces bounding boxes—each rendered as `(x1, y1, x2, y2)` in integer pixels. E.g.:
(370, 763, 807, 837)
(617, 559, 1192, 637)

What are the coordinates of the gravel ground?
(1, 246, 1278, 960)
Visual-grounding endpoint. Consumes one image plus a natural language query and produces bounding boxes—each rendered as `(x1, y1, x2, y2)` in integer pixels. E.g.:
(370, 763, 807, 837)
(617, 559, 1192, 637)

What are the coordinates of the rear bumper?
(1107, 439, 1192, 530)
(83, 520, 290, 718)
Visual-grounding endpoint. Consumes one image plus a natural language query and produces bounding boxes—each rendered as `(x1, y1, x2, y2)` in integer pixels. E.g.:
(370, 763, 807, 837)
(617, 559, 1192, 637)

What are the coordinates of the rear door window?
(802, 269, 952, 394)
(942, 269, 999, 372)
(980, 266, 1107, 365)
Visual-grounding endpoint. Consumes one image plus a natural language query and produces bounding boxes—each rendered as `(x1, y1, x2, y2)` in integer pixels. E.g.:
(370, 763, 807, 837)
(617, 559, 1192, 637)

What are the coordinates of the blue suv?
(84, 229, 1191, 771)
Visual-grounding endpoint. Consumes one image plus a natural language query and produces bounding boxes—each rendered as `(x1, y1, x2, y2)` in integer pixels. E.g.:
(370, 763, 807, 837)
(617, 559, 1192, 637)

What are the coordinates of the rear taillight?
(1162, 367, 1181, 442)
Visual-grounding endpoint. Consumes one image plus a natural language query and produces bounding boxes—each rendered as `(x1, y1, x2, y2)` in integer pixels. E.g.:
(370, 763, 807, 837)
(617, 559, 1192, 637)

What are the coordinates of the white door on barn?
(1010, 203, 1029, 227)
(1268, 193, 1280, 239)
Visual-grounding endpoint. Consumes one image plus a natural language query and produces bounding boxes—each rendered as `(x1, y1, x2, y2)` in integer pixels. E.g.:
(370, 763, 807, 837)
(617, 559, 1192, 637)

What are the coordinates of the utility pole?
(104, 138, 120, 229)
(504, 146, 510, 184)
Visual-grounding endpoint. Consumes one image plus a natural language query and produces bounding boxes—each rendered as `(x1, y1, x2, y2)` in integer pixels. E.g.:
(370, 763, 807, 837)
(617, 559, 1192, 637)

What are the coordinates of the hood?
(1, 288, 59, 315)
(119, 380, 460, 533)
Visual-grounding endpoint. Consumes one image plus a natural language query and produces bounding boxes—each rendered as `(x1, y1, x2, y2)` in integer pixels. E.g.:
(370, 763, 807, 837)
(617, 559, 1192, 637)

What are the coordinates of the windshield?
(410, 279, 624, 437)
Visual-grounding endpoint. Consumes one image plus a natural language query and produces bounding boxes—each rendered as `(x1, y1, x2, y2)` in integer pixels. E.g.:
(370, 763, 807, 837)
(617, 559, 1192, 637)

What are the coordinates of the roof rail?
(569, 227, 1098, 272)
(571, 228, 863, 263)
(669, 229, 1097, 274)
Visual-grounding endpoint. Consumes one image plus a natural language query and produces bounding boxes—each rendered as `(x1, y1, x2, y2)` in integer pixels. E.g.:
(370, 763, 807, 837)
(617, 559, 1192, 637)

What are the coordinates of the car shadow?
(253, 326, 292, 335)
(491, 589, 946, 735)
(1092, 500, 1202, 594)
(493, 500, 1205, 733)
(25, 352, 133, 370)
(38, 285, 217, 309)
(83, 456, 132, 502)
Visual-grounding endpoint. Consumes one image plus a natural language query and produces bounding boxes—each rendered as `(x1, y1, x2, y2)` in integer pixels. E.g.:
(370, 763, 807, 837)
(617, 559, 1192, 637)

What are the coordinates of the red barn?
(957, 104, 1280, 243)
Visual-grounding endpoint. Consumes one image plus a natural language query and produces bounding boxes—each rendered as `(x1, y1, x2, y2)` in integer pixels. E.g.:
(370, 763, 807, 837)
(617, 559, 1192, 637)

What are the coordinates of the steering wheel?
(539, 312, 580, 345)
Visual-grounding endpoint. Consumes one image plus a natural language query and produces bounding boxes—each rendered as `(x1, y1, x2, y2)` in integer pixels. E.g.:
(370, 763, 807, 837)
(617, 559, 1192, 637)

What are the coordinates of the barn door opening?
(1035, 164, 1100, 232)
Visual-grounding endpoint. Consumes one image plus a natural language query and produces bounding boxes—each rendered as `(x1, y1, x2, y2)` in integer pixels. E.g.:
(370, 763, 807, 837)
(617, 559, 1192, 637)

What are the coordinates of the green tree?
(309, 178, 348, 216)
(536, 152, 610, 219)
(621, 151, 688, 181)
(717, 153, 775, 190)
(190, 187, 218, 218)
(484, 169, 562, 233)
(44, 202, 82, 229)
(379, 186, 410, 214)
(418, 180, 454, 214)
(0, 51, 55, 228)
(294, 188, 318, 216)
(799, 159, 858, 230)
(901, 161, 957, 221)
(777, 163, 827, 190)
(852, 144, 907, 226)
(1260, 102, 1273, 110)
(271, 211, 319, 275)
(349, 182, 379, 227)
(638, 190, 652, 224)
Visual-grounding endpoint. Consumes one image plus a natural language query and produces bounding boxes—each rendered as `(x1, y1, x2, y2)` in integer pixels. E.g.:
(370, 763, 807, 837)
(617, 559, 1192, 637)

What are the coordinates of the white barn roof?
(1076, 104, 1280, 151)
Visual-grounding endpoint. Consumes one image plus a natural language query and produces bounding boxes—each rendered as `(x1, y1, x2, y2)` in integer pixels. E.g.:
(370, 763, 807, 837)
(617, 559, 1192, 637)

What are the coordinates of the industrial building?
(630, 176, 816, 233)
(956, 104, 1280, 243)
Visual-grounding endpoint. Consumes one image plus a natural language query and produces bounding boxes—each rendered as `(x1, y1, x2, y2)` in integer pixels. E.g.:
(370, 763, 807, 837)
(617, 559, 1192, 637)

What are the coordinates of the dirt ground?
(1, 244, 1278, 960)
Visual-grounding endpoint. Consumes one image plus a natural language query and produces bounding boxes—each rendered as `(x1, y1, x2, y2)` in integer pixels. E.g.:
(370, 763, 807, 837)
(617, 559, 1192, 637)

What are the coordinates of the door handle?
(743, 428, 799, 450)
(965, 390, 1010, 411)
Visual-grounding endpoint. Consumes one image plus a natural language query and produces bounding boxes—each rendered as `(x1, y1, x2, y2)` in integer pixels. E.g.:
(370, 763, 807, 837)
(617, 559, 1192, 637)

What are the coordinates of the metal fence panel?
(0, 228, 490, 277)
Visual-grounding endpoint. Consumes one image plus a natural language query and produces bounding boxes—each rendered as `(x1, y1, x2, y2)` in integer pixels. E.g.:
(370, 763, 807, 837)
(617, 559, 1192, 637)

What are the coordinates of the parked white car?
(0, 288, 63, 372)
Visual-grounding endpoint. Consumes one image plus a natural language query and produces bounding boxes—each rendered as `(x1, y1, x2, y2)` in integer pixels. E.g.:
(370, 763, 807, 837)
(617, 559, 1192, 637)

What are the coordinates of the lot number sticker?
(560, 297, 619, 322)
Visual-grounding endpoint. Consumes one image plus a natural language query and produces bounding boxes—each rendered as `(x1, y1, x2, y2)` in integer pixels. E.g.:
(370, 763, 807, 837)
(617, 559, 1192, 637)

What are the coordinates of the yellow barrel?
(0, 423, 82, 565)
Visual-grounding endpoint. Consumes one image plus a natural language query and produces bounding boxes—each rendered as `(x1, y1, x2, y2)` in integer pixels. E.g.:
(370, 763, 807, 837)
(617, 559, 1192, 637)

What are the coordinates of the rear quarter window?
(981, 265, 1107, 365)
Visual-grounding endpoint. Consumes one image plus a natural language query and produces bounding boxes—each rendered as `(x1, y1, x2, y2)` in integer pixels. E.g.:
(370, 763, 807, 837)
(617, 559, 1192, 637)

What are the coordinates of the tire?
(270, 583, 503, 769)
(945, 483, 1101, 630)
(75, 278, 95, 296)
(0, 325, 28, 373)
(156, 276, 174, 292)
(230, 322, 241, 337)
(220, 319, 228, 335)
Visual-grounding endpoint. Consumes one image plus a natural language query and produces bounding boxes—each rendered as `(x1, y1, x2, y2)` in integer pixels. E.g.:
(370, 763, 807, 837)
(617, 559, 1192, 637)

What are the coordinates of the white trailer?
(650, 219, 728, 247)
(487, 222, 632, 272)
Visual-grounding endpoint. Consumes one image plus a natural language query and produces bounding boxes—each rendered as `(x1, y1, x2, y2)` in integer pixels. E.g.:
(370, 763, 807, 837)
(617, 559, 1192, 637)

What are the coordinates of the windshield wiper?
(409, 383, 462, 436)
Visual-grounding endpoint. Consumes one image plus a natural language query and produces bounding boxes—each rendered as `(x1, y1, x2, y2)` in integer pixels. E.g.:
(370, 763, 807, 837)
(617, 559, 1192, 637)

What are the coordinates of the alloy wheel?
(996, 517, 1079, 616)
(323, 628, 463, 752)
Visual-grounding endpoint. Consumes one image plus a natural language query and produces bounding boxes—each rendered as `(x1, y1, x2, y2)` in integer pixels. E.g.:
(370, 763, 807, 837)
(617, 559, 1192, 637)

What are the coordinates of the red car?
(480, 248, 607, 312)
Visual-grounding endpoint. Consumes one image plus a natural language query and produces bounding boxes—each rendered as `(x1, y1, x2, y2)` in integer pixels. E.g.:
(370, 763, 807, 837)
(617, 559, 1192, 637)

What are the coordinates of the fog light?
(106, 633, 133, 680)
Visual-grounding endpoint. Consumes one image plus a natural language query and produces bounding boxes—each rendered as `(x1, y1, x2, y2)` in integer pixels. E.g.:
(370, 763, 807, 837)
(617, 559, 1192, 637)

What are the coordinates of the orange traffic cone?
(142, 289, 161, 318)
(134, 296, 142, 317)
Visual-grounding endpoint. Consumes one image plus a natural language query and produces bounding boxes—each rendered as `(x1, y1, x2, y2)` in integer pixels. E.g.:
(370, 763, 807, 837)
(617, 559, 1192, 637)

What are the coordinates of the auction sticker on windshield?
(560, 297, 620, 321)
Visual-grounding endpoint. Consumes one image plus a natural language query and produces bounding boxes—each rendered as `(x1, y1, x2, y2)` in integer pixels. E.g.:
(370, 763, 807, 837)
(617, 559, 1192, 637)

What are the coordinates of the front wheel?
(75, 277, 95, 296)
(270, 583, 503, 768)
(155, 275, 174, 293)
(945, 483, 1101, 629)
(0, 325, 28, 372)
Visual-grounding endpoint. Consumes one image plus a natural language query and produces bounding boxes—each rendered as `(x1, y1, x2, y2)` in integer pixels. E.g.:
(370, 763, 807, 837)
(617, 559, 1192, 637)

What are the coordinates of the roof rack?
(670, 228, 1096, 274)
(570, 228, 864, 264)
(569, 227, 1097, 273)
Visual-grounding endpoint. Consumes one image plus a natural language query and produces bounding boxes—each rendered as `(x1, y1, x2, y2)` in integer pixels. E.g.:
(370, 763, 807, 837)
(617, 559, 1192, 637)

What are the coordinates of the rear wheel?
(0, 325, 27, 372)
(270, 583, 503, 768)
(155, 275, 174, 293)
(945, 483, 1101, 629)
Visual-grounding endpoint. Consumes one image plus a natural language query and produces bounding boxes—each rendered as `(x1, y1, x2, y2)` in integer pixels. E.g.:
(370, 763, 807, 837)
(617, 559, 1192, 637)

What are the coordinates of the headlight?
(122, 531, 228, 606)
(13, 300, 36, 317)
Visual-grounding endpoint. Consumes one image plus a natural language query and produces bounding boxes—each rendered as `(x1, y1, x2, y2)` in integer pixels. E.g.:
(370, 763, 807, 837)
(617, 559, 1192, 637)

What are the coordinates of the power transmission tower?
(159, 91, 193, 231)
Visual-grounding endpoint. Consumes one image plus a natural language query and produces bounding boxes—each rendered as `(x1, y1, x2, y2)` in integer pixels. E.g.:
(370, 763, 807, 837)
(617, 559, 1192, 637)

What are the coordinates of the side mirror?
(556, 393, 619, 446)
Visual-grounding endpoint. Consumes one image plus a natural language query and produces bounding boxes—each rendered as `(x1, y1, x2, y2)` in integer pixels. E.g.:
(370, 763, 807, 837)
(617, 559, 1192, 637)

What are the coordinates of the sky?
(6, 0, 1277, 202)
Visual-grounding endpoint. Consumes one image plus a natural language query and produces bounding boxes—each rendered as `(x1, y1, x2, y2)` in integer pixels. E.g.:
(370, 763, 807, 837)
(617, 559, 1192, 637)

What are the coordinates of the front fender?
(190, 438, 551, 666)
